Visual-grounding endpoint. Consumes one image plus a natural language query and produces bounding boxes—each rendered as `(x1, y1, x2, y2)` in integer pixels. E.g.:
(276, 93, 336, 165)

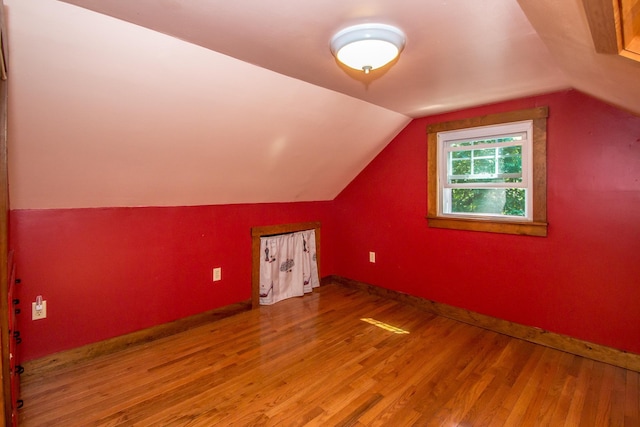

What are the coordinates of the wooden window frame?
(427, 107, 548, 237)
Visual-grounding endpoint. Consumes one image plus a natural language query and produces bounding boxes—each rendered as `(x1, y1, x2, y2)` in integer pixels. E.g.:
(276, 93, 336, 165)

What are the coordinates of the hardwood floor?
(19, 284, 640, 426)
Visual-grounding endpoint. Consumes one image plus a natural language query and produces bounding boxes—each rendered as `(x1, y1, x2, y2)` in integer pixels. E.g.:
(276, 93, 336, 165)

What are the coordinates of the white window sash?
(438, 120, 533, 221)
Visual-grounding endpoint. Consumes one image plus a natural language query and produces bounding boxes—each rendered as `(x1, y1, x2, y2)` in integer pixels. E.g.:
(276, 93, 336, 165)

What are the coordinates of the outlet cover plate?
(213, 267, 222, 281)
(32, 300, 47, 320)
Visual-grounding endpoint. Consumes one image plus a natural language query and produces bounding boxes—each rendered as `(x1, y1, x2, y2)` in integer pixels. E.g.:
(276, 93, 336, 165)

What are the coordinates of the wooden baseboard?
(23, 300, 252, 377)
(325, 275, 640, 372)
(24, 277, 640, 376)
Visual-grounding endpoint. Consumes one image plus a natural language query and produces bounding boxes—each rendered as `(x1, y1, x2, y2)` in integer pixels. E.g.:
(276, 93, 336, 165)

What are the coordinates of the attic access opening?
(583, 0, 640, 62)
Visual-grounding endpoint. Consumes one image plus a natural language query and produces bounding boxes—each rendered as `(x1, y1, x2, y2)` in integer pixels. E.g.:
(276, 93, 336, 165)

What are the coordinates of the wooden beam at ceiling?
(582, 0, 622, 53)
(582, 0, 640, 61)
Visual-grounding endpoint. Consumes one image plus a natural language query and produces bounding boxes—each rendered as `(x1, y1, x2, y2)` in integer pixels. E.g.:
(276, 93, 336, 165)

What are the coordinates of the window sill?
(427, 216, 548, 237)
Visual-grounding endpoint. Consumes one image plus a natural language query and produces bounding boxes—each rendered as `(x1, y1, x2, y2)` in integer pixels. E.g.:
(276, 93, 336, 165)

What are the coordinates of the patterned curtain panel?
(259, 229, 320, 305)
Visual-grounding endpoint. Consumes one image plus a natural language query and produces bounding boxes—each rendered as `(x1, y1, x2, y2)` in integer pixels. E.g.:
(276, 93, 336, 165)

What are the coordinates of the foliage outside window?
(441, 121, 532, 220)
(427, 107, 548, 236)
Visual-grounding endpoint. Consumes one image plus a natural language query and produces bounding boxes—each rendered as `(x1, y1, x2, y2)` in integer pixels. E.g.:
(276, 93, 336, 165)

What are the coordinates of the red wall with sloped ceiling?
(9, 90, 640, 362)
(331, 90, 640, 354)
(10, 202, 336, 361)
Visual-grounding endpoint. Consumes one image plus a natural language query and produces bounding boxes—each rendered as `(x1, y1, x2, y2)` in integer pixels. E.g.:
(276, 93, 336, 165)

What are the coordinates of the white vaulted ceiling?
(4, 0, 639, 209)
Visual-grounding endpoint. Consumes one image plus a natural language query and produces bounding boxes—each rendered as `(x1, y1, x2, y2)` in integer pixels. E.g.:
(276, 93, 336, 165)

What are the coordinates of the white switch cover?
(369, 252, 376, 263)
(32, 300, 47, 320)
(213, 267, 222, 282)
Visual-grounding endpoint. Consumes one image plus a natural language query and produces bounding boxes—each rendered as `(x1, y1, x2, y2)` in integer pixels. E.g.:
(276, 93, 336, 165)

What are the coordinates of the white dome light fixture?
(330, 23, 406, 74)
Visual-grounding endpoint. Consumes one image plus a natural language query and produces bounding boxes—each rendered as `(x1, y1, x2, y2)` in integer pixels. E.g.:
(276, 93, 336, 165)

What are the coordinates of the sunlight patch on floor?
(361, 318, 410, 334)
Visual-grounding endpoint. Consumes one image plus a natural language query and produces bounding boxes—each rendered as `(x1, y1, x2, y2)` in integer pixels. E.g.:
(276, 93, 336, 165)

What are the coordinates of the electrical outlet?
(32, 300, 47, 320)
(213, 267, 222, 282)
(369, 251, 376, 263)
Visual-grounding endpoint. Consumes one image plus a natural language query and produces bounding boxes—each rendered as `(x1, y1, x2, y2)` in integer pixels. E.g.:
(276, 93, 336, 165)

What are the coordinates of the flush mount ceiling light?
(330, 23, 406, 74)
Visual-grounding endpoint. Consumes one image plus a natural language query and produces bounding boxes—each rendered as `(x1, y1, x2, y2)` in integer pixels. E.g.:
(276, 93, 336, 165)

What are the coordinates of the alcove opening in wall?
(250, 222, 321, 308)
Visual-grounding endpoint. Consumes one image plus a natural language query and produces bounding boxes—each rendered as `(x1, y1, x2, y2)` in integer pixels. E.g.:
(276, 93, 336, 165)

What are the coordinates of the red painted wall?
(9, 202, 335, 361)
(9, 90, 640, 361)
(332, 90, 640, 354)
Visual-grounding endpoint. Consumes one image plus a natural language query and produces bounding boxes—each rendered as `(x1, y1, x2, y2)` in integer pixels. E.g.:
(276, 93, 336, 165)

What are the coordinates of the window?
(440, 121, 532, 220)
(427, 107, 548, 236)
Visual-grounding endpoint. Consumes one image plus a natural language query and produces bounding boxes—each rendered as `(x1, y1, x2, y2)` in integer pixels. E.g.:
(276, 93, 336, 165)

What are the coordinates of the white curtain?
(259, 229, 320, 305)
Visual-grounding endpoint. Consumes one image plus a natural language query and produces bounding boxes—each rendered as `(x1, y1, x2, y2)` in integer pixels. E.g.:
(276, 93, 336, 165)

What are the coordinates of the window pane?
(500, 146, 521, 156)
(498, 146, 522, 174)
(451, 159, 471, 175)
(449, 134, 524, 148)
(503, 188, 526, 216)
(474, 148, 495, 157)
(499, 157, 521, 174)
(449, 188, 526, 217)
(450, 177, 514, 184)
(451, 150, 470, 159)
(473, 158, 495, 174)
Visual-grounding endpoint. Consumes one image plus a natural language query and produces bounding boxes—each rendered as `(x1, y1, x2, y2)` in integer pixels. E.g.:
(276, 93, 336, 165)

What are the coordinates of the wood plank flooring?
(19, 284, 640, 426)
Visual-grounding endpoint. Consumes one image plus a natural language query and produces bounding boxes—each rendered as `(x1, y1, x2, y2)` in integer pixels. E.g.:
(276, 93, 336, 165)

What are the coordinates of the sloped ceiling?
(518, 0, 640, 116)
(4, 0, 637, 209)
